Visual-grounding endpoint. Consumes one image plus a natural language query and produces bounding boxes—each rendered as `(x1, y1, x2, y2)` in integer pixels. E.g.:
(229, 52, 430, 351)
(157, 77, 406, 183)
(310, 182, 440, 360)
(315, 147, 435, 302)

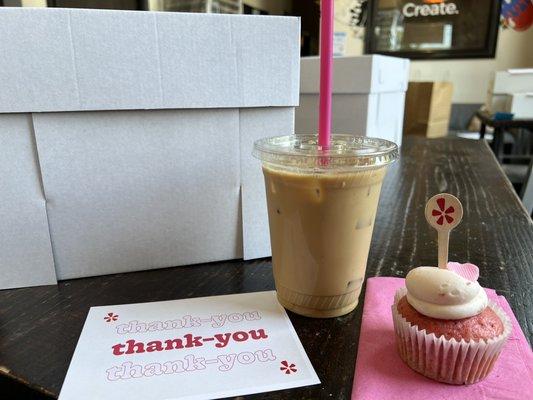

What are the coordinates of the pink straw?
(318, 0, 334, 149)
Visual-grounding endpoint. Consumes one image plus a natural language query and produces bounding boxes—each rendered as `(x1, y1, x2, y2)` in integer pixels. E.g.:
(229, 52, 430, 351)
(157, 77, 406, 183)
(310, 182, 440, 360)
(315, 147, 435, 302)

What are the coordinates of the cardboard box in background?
(491, 69, 533, 93)
(0, 8, 300, 287)
(0, 114, 56, 289)
(505, 93, 533, 119)
(486, 69, 533, 113)
(403, 81, 453, 138)
(296, 55, 410, 146)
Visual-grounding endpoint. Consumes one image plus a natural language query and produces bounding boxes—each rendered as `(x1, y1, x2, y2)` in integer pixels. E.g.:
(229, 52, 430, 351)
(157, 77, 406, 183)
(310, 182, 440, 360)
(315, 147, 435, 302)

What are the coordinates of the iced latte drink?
(254, 135, 398, 318)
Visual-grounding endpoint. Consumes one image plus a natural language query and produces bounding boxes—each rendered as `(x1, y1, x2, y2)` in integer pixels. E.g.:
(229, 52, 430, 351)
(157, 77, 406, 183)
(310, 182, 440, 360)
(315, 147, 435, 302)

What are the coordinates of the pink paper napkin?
(352, 277, 533, 400)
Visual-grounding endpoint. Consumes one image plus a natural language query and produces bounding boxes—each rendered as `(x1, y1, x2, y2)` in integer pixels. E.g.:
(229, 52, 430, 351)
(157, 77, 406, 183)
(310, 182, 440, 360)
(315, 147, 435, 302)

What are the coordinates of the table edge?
(481, 139, 532, 220)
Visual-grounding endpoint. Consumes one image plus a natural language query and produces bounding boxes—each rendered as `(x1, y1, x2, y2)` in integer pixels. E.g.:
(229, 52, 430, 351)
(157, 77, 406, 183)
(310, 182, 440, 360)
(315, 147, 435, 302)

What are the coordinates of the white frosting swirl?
(405, 266, 488, 320)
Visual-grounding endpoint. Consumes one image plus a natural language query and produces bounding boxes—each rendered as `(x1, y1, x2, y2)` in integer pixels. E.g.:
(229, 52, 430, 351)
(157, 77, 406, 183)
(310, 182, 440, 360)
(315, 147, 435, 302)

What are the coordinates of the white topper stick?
(424, 193, 463, 269)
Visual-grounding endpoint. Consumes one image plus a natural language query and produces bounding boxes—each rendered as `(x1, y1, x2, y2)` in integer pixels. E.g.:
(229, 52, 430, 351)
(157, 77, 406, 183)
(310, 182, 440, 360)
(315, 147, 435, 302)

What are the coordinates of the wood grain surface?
(0, 136, 531, 399)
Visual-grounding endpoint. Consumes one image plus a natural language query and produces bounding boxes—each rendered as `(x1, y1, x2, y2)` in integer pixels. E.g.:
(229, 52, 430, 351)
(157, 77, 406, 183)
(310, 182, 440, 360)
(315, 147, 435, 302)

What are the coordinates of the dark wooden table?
(476, 110, 533, 161)
(1, 137, 532, 399)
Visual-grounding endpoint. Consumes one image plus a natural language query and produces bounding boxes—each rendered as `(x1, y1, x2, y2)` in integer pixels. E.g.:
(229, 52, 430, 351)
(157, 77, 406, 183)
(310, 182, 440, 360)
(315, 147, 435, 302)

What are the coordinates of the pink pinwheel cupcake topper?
(425, 193, 463, 269)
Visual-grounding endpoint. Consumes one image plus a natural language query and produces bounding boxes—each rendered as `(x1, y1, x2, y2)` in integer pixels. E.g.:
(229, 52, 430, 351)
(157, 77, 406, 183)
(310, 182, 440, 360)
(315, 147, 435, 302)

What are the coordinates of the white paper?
(0, 114, 56, 289)
(33, 109, 241, 279)
(333, 32, 347, 57)
(58, 291, 319, 400)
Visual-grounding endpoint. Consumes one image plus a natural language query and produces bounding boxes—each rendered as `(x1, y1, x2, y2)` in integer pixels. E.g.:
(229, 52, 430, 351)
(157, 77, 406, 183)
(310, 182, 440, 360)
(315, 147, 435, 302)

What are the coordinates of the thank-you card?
(59, 291, 319, 399)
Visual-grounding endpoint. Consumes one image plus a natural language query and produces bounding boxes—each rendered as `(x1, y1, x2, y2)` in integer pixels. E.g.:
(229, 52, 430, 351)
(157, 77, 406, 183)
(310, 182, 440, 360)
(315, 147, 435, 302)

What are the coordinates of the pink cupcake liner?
(392, 287, 512, 385)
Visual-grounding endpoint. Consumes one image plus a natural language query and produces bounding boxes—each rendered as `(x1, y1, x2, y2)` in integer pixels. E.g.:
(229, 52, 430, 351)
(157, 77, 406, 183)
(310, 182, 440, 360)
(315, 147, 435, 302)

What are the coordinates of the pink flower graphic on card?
(104, 312, 118, 322)
(280, 360, 297, 374)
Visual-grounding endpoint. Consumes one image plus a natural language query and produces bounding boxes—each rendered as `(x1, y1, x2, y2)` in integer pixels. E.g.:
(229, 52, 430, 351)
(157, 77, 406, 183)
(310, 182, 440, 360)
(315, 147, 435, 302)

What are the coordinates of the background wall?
(409, 28, 533, 103)
(335, 0, 533, 104)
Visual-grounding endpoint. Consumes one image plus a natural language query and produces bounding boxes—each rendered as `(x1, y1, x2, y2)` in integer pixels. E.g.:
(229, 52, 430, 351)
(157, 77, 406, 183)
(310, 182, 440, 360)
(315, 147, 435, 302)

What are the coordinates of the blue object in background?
(493, 112, 515, 121)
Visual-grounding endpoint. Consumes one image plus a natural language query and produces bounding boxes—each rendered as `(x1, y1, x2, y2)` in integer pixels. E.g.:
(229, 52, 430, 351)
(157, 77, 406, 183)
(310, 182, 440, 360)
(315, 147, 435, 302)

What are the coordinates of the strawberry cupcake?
(392, 266, 511, 385)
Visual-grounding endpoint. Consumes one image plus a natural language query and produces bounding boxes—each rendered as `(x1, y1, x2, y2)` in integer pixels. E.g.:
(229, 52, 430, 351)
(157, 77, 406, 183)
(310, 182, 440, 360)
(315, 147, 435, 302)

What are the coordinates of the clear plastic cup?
(253, 134, 399, 318)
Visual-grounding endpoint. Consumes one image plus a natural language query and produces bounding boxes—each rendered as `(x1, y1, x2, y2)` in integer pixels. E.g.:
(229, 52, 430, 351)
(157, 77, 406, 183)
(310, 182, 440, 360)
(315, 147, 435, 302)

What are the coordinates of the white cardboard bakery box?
(486, 69, 533, 113)
(0, 8, 300, 288)
(505, 93, 533, 119)
(295, 55, 410, 146)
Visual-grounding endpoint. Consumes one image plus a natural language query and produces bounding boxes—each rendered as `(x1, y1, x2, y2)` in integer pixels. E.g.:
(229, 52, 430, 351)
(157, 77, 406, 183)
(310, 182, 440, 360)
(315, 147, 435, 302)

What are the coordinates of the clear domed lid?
(253, 134, 399, 171)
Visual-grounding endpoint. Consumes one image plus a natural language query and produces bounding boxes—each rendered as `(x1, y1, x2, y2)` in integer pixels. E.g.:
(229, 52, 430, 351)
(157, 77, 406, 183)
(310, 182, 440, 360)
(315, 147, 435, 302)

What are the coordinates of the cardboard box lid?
(490, 69, 533, 95)
(0, 8, 300, 113)
(508, 92, 533, 100)
(300, 55, 409, 94)
(506, 92, 533, 118)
